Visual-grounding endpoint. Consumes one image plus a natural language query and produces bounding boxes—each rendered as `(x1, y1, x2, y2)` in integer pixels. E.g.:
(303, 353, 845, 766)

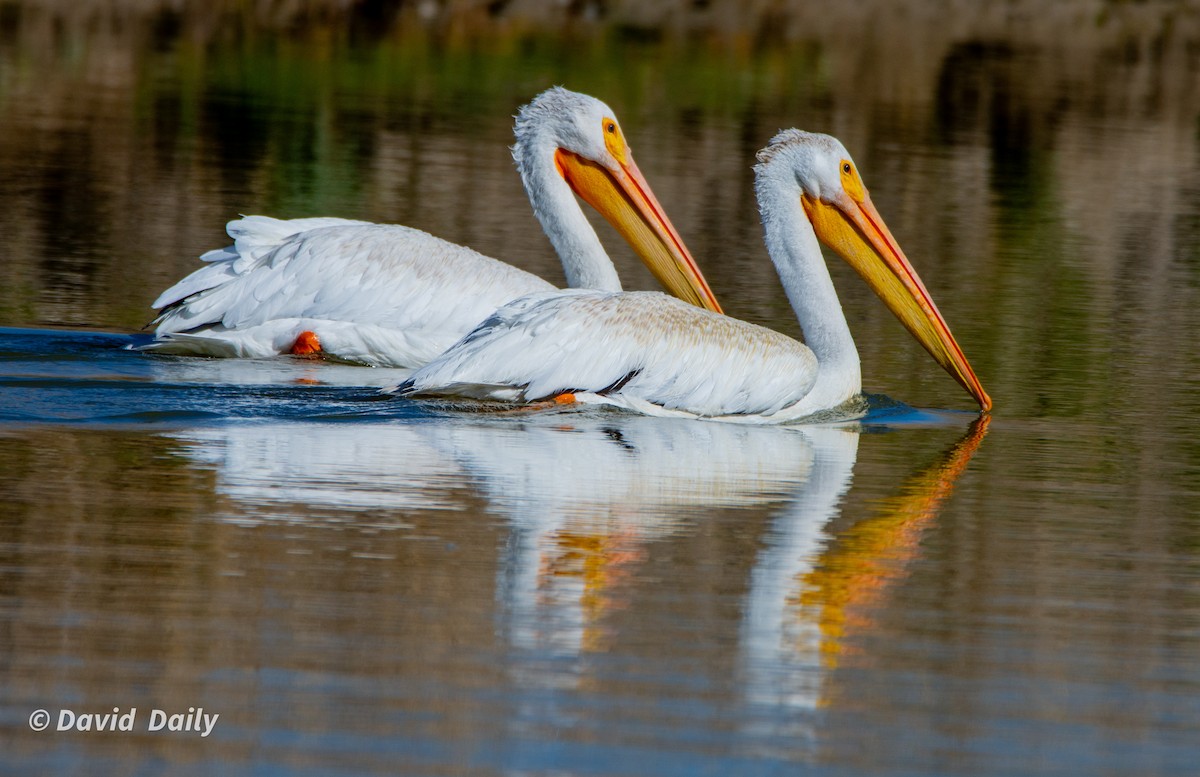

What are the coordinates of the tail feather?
(388, 379, 526, 402)
(152, 215, 371, 312)
(151, 260, 241, 310)
(384, 379, 417, 395)
(226, 216, 369, 272)
(133, 331, 246, 358)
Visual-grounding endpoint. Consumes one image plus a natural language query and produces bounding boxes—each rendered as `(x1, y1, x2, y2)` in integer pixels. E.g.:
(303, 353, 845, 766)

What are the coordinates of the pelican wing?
(397, 290, 818, 419)
(142, 217, 554, 366)
(150, 216, 374, 310)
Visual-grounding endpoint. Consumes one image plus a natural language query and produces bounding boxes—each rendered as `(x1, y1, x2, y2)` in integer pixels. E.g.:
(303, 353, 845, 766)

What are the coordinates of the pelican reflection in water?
(166, 411, 988, 739)
(168, 412, 811, 523)
(739, 415, 989, 730)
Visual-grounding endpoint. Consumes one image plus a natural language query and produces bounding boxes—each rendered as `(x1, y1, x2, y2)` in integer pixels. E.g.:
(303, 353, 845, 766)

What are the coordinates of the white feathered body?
(142, 216, 555, 366)
(397, 290, 822, 422)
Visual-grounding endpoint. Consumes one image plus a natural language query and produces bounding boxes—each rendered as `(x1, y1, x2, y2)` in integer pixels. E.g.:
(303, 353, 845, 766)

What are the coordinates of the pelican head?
(514, 87, 721, 313)
(755, 129, 991, 410)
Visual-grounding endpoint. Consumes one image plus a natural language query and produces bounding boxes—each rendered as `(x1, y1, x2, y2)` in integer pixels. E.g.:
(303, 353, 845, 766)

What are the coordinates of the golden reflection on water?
(799, 415, 990, 670)
(737, 416, 990, 727)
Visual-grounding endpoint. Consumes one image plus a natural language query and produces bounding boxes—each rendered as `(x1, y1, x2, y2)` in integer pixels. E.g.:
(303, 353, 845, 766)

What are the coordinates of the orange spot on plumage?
(290, 330, 322, 357)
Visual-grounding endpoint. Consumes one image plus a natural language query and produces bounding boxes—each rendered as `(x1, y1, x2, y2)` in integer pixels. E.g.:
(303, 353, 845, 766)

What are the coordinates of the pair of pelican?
(143, 88, 990, 422)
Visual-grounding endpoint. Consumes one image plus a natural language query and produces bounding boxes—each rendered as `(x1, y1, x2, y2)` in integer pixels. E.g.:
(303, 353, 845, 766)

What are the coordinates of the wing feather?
(397, 290, 818, 418)
(144, 217, 556, 366)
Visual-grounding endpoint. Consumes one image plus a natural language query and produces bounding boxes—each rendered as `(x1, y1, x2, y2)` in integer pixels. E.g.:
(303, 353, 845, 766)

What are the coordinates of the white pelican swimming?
(394, 129, 991, 422)
(137, 87, 720, 366)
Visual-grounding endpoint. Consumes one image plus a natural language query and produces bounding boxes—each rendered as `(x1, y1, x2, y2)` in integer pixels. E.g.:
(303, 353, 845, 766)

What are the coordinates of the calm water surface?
(2, 4, 1199, 775)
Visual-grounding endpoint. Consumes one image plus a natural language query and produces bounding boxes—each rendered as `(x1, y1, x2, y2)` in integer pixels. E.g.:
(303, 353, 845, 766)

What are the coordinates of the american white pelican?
(137, 87, 720, 366)
(394, 129, 991, 421)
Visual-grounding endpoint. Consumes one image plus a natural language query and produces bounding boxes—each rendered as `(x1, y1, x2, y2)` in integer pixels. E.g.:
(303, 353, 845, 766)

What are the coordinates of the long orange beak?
(555, 148, 722, 313)
(804, 190, 991, 411)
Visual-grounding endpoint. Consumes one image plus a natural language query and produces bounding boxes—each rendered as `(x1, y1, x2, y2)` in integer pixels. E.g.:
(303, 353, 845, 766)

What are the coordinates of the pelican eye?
(601, 117, 627, 163)
(839, 159, 866, 202)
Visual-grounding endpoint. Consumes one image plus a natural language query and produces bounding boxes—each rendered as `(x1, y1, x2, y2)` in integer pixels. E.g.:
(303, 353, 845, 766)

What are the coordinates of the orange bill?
(555, 147, 722, 314)
(803, 188, 991, 410)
